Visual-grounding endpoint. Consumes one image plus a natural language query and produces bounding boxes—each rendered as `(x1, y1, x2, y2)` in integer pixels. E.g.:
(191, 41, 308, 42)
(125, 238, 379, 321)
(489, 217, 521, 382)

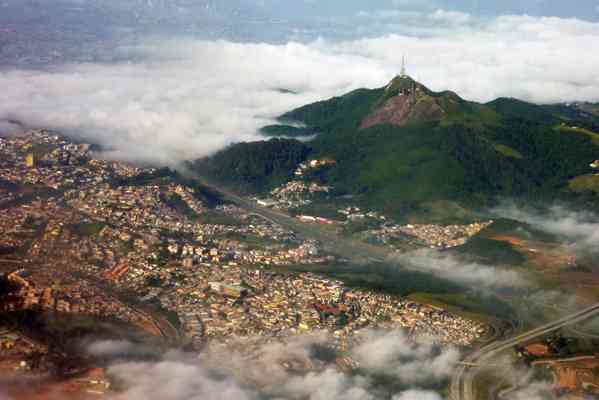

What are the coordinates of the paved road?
(0, 259, 23, 264)
(194, 176, 391, 264)
(74, 270, 181, 344)
(450, 303, 599, 400)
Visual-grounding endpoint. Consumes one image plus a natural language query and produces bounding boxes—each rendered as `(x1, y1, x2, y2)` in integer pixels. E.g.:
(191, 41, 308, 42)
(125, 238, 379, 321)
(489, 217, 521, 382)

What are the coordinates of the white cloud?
(276, 368, 374, 400)
(1, 12, 598, 165)
(0, 39, 387, 165)
(85, 339, 158, 359)
(474, 355, 557, 400)
(392, 249, 526, 290)
(493, 203, 599, 254)
(351, 330, 460, 384)
(108, 358, 256, 400)
(87, 339, 136, 356)
(509, 382, 556, 400)
(101, 331, 457, 400)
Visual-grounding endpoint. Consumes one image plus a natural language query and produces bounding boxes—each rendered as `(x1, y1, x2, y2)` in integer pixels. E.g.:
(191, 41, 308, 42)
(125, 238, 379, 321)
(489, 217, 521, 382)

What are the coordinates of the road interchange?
(450, 303, 599, 400)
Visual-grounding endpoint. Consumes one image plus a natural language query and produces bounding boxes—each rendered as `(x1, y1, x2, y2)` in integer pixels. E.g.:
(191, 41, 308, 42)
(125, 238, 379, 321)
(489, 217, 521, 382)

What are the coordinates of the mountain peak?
(385, 75, 424, 94)
(361, 76, 453, 129)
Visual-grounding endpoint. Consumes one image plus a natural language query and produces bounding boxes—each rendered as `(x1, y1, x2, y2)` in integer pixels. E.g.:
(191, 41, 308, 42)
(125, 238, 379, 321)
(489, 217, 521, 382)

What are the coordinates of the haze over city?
(1, 1, 599, 400)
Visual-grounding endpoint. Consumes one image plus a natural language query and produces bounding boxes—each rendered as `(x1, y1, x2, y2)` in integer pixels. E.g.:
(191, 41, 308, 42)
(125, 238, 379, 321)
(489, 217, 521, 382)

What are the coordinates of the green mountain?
(259, 124, 316, 138)
(195, 76, 599, 219)
(276, 75, 498, 133)
(193, 139, 311, 194)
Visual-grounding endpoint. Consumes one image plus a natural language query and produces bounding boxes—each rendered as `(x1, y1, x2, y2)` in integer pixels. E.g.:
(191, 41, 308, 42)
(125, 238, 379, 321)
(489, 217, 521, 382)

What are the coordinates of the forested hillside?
(193, 139, 311, 193)
(193, 76, 599, 218)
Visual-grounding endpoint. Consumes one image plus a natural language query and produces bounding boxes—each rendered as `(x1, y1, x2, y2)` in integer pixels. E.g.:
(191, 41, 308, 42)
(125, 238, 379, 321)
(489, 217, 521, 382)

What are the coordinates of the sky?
(1, 0, 599, 163)
(2, 0, 599, 64)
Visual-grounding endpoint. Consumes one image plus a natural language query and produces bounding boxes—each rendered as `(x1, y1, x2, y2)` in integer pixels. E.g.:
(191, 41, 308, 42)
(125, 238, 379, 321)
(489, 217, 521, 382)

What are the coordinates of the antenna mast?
(401, 55, 407, 78)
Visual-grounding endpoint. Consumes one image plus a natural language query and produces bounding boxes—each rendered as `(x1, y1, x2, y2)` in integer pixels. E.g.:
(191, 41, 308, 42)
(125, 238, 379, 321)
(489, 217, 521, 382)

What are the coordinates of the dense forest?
(193, 138, 311, 193)
(260, 124, 316, 137)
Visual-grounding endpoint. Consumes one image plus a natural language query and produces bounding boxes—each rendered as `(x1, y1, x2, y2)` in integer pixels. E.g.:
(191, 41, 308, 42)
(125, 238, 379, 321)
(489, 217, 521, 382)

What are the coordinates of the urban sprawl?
(1, 130, 491, 394)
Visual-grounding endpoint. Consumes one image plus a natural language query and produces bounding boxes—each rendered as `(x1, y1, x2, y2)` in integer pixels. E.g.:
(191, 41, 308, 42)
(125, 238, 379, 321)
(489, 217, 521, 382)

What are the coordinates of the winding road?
(450, 303, 599, 400)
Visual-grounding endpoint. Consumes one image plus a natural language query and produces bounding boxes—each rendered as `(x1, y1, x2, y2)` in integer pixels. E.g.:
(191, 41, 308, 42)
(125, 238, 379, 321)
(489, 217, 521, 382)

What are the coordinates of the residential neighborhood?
(1, 130, 491, 394)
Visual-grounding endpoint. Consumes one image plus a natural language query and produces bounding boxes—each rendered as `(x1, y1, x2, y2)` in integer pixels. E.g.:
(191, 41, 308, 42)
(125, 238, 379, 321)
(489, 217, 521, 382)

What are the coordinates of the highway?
(450, 303, 599, 400)
(193, 176, 391, 264)
(192, 176, 599, 400)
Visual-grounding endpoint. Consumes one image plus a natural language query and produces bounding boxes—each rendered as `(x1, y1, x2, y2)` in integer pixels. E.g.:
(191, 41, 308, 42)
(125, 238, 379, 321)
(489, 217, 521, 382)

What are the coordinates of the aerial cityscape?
(2, 1, 599, 400)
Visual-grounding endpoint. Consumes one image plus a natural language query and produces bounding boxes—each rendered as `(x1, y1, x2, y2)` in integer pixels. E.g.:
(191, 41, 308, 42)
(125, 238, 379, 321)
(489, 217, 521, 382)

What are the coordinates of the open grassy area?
(196, 210, 244, 226)
(493, 143, 524, 159)
(290, 201, 347, 221)
(406, 292, 507, 327)
(556, 125, 599, 146)
(568, 174, 599, 194)
(70, 221, 106, 237)
(451, 236, 527, 267)
(404, 200, 480, 224)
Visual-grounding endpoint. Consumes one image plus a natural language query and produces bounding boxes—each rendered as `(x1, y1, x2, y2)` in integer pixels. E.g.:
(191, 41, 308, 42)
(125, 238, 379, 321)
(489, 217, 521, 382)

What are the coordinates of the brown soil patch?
(555, 365, 578, 391)
(361, 96, 413, 129)
(525, 343, 550, 356)
(550, 357, 599, 394)
(489, 234, 575, 270)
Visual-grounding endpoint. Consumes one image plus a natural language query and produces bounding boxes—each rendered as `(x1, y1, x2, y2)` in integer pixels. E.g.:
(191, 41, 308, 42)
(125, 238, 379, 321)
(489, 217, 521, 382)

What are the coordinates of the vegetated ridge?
(194, 75, 599, 219)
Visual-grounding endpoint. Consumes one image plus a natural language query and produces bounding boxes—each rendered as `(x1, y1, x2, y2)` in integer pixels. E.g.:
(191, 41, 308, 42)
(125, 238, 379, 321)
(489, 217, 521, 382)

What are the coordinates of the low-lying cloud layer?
(494, 203, 599, 255)
(352, 330, 460, 384)
(94, 330, 558, 399)
(393, 249, 526, 290)
(1, 11, 599, 165)
(476, 355, 556, 400)
(0, 39, 387, 165)
(95, 330, 460, 400)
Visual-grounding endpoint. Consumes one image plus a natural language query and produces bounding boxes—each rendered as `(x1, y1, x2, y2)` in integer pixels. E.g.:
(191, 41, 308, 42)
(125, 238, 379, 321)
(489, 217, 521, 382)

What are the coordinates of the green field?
(493, 143, 524, 159)
(556, 125, 599, 146)
(568, 174, 599, 194)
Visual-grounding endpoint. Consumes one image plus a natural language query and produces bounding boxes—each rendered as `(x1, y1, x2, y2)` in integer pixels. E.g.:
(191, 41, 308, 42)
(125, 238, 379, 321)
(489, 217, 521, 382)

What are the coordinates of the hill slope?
(193, 139, 311, 194)
(194, 76, 599, 219)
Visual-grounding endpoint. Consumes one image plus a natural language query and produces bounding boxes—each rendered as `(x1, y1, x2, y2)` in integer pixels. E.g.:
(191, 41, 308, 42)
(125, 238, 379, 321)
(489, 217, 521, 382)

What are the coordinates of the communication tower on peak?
(400, 55, 407, 78)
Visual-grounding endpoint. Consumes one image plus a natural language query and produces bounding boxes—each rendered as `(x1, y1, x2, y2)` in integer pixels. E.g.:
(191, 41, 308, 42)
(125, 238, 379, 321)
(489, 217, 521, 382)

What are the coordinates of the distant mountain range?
(194, 76, 599, 220)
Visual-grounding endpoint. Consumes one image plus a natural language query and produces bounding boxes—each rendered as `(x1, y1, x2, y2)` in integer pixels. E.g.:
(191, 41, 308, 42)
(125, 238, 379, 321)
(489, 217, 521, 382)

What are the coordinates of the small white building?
(257, 199, 277, 207)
